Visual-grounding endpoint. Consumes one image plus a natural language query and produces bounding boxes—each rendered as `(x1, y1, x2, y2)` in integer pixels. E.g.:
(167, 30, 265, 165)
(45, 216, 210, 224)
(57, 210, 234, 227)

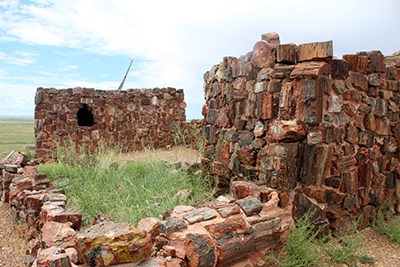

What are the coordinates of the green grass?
(266, 212, 366, 267)
(0, 118, 34, 156)
(266, 212, 323, 267)
(373, 204, 400, 244)
(38, 144, 214, 226)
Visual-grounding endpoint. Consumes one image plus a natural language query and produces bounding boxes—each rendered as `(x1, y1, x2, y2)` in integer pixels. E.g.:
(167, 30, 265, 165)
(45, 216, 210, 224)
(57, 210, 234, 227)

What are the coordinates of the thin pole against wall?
(117, 60, 133, 91)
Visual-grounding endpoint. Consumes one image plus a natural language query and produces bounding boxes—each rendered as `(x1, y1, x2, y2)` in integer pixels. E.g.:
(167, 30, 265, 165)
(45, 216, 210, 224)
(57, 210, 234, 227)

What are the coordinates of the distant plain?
(0, 118, 34, 156)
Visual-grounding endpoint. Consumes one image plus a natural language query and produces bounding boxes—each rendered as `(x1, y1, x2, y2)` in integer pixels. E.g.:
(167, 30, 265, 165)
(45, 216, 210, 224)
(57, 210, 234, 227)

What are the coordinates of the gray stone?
(235, 197, 263, 216)
(184, 207, 216, 224)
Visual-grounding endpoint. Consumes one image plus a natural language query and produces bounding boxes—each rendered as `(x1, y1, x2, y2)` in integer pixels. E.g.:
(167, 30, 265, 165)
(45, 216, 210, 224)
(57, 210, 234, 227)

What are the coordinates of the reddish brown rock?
(300, 143, 331, 186)
(261, 32, 280, 45)
(290, 61, 331, 78)
(231, 181, 259, 199)
(138, 217, 161, 239)
(34, 246, 72, 267)
(349, 71, 368, 91)
(205, 217, 254, 265)
(267, 120, 306, 142)
(184, 207, 217, 224)
(41, 221, 76, 249)
(76, 221, 153, 266)
(45, 210, 82, 231)
(297, 41, 333, 62)
(214, 203, 241, 218)
(295, 78, 325, 124)
(331, 59, 349, 79)
(250, 41, 276, 68)
(15, 177, 33, 190)
(185, 234, 216, 267)
(343, 54, 370, 74)
(235, 197, 263, 216)
(277, 43, 297, 64)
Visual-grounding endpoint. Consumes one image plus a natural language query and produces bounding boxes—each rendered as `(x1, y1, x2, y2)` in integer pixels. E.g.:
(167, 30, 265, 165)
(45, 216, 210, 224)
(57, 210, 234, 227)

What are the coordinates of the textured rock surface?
(76, 221, 152, 266)
(202, 33, 400, 231)
(34, 87, 186, 161)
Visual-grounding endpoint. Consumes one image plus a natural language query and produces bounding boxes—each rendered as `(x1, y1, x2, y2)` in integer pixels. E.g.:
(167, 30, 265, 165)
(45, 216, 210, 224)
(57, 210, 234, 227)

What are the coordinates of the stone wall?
(35, 87, 186, 161)
(202, 33, 400, 230)
(1, 153, 291, 266)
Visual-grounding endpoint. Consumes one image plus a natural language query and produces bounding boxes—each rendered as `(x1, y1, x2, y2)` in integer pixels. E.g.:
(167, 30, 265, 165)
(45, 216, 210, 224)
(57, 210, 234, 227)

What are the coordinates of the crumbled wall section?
(0, 154, 291, 267)
(34, 87, 186, 161)
(202, 33, 400, 230)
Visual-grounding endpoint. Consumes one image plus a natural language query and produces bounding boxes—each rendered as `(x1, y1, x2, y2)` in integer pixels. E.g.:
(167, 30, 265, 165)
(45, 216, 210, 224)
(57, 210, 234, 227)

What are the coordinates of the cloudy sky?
(0, 0, 399, 119)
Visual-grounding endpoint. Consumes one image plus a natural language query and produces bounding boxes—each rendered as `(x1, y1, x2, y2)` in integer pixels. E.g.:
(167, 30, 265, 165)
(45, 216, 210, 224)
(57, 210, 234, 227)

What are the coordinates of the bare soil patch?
(121, 145, 202, 165)
(0, 203, 26, 267)
(357, 227, 400, 267)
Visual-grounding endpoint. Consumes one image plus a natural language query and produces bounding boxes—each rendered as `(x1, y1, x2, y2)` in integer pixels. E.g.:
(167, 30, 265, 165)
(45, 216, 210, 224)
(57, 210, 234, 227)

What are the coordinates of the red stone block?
(185, 234, 216, 267)
(341, 170, 358, 194)
(46, 210, 82, 231)
(23, 165, 38, 175)
(214, 203, 241, 218)
(331, 59, 349, 79)
(349, 71, 368, 91)
(295, 78, 325, 124)
(231, 181, 259, 199)
(290, 61, 331, 79)
(15, 177, 33, 191)
(250, 41, 276, 68)
(367, 51, 385, 73)
(334, 155, 357, 176)
(299, 144, 331, 186)
(41, 221, 77, 249)
(277, 43, 297, 64)
(297, 41, 333, 62)
(26, 193, 47, 211)
(252, 217, 281, 242)
(34, 246, 72, 267)
(343, 54, 369, 73)
(267, 120, 306, 142)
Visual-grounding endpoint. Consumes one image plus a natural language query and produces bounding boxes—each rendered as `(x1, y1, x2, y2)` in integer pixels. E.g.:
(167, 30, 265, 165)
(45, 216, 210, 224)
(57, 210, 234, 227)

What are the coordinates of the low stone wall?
(202, 33, 400, 230)
(1, 153, 291, 267)
(35, 87, 186, 161)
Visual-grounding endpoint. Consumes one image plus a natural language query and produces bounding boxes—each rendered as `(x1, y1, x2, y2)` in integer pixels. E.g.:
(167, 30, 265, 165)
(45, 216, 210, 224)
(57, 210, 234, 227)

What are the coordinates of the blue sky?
(0, 0, 399, 119)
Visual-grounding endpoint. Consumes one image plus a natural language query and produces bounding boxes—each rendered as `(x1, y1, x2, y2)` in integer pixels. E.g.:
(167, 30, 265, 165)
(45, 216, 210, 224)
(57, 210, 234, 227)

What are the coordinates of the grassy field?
(0, 118, 35, 157)
(38, 145, 214, 225)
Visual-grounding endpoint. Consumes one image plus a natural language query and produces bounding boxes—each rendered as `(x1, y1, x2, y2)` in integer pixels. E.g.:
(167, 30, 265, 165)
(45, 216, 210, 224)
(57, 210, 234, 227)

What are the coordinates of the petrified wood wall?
(202, 32, 400, 230)
(35, 87, 186, 161)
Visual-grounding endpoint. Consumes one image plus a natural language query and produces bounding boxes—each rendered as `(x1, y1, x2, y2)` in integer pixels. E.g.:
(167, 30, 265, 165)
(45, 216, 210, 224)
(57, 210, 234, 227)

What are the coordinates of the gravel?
(0, 203, 27, 267)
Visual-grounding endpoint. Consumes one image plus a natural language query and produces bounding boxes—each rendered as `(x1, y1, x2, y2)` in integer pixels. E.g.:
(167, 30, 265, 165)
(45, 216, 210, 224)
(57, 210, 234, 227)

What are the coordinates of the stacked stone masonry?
(1, 152, 291, 266)
(202, 33, 400, 230)
(35, 87, 186, 161)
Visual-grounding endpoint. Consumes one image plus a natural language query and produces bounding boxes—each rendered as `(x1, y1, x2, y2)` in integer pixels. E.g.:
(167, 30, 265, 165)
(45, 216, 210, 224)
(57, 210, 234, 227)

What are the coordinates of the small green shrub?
(266, 212, 323, 267)
(359, 254, 375, 265)
(323, 228, 363, 265)
(373, 203, 400, 244)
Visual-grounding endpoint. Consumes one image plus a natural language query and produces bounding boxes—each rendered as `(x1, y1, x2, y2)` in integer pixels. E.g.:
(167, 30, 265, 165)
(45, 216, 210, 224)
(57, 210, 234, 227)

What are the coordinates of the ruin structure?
(34, 87, 186, 160)
(10, 33, 398, 266)
(202, 32, 400, 230)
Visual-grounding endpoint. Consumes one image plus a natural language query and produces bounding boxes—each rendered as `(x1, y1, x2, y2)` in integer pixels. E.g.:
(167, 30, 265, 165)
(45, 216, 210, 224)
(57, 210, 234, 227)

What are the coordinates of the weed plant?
(266, 212, 366, 267)
(38, 143, 214, 225)
(373, 203, 400, 244)
(266, 212, 323, 267)
(322, 222, 363, 265)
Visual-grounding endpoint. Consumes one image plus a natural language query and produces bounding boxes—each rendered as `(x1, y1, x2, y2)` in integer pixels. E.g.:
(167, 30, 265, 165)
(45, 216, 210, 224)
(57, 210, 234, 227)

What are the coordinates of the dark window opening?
(77, 104, 94, 126)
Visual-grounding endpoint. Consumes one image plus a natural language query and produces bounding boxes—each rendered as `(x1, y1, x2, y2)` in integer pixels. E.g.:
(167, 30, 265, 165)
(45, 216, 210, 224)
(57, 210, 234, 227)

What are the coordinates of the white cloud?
(58, 64, 78, 72)
(0, 50, 37, 66)
(0, 0, 399, 118)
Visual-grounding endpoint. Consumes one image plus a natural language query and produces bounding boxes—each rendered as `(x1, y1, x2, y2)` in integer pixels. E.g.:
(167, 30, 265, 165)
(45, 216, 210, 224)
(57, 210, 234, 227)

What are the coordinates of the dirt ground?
(121, 145, 202, 165)
(0, 203, 27, 267)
